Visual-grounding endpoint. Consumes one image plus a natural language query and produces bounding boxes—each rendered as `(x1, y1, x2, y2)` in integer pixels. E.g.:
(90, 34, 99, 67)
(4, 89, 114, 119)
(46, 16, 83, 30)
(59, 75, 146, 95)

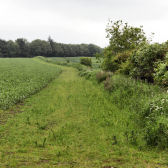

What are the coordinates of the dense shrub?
(102, 48, 133, 72)
(102, 20, 168, 87)
(102, 46, 116, 71)
(130, 43, 166, 82)
(80, 57, 92, 67)
(154, 53, 168, 86)
(116, 59, 132, 75)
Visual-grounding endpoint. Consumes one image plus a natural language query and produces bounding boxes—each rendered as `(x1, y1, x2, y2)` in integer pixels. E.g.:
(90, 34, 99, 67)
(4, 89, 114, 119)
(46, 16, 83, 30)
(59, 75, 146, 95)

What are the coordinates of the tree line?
(0, 37, 102, 58)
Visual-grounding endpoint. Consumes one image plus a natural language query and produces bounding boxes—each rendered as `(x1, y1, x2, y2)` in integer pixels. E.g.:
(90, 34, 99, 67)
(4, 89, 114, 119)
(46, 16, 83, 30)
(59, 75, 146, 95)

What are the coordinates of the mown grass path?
(0, 66, 168, 168)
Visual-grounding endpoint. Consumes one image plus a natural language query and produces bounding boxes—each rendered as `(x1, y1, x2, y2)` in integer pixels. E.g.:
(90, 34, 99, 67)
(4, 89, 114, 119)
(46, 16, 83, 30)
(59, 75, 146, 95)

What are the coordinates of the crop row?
(0, 58, 61, 109)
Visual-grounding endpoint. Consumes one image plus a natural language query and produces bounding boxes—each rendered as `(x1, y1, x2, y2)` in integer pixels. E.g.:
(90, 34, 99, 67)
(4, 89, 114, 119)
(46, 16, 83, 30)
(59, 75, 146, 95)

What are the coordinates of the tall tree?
(48, 36, 56, 57)
(0, 39, 8, 57)
(16, 38, 30, 57)
(103, 20, 147, 71)
(30, 39, 51, 57)
(6, 40, 19, 57)
(106, 20, 147, 54)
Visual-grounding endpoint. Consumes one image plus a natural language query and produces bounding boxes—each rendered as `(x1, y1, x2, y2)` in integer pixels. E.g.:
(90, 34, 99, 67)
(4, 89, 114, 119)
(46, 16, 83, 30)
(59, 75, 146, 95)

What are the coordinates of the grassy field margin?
(0, 61, 167, 167)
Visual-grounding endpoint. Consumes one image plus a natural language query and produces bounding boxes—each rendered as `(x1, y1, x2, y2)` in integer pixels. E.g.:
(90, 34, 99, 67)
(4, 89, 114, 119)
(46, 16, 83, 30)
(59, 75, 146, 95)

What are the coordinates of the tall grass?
(79, 65, 168, 148)
(102, 74, 168, 148)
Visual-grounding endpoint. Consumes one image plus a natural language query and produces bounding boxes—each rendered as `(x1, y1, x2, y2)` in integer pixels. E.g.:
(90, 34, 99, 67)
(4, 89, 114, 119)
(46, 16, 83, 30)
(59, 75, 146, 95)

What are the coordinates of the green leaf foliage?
(130, 43, 167, 82)
(103, 20, 147, 73)
(154, 52, 168, 86)
(0, 37, 102, 58)
(106, 20, 146, 53)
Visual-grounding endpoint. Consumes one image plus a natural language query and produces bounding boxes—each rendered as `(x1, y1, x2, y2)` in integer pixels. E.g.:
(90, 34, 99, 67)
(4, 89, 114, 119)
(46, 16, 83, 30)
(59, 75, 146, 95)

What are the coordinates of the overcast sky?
(0, 0, 168, 47)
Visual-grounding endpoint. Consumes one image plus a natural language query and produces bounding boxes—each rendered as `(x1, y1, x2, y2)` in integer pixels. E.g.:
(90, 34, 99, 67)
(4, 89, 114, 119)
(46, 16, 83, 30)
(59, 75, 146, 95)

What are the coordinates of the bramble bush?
(130, 43, 166, 82)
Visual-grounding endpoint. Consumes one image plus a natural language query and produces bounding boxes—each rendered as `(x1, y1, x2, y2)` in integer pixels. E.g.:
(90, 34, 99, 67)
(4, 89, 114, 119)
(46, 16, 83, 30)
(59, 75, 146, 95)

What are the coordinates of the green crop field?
(0, 58, 61, 109)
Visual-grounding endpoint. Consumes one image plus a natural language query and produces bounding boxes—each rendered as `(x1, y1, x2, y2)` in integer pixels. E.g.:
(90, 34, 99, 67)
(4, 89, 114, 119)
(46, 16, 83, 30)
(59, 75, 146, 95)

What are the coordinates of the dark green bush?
(80, 57, 92, 67)
(130, 43, 166, 82)
(102, 47, 115, 71)
(102, 48, 133, 72)
(154, 53, 168, 86)
(116, 59, 132, 75)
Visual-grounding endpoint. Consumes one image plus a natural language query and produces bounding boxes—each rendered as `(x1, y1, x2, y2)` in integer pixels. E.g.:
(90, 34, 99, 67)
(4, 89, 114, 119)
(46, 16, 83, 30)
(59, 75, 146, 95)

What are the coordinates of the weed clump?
(142, 95, 168, 148)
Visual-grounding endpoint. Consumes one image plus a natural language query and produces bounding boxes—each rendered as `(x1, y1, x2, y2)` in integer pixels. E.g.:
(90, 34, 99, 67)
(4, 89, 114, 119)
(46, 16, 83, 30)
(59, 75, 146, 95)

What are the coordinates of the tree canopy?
(0, 37, 102, 58)
(103, 20, 148, 71)
(106, 20, 147, 53)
